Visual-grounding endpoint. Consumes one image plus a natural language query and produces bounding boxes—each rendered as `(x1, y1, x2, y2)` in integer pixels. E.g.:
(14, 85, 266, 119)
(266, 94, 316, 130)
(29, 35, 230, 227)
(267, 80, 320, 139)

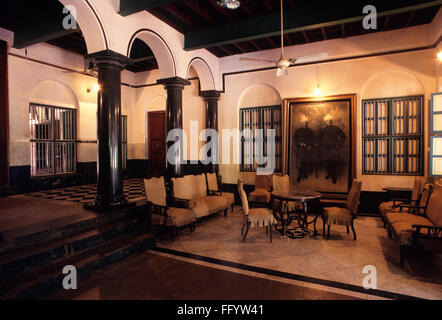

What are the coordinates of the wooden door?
(0, 40, 9, 188)
(148, 111, 166, 177)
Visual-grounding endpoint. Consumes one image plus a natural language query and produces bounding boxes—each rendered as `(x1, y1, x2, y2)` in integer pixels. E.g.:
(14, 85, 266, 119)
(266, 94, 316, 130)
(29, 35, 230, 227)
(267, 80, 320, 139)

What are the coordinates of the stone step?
(0, 232, 155, 300)
(0, 204, 147, 255)
(0, 218, 141, 283)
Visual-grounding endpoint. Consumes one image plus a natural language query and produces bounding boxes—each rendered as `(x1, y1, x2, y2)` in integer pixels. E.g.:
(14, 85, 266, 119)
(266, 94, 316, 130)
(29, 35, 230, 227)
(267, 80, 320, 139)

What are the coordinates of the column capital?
(87, 50, 132, 70)
(200, 90, 222, 101)
(157, 77, 191, 88)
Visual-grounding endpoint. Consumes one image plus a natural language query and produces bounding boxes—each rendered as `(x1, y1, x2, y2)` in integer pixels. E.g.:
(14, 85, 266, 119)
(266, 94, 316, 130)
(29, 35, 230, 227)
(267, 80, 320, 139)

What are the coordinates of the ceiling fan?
(239, 0, 328, 77)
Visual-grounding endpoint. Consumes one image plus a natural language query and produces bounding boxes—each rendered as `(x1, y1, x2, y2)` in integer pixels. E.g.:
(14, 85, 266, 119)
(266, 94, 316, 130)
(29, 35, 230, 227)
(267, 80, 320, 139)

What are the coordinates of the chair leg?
(346, 226, 350, 234)
(241, 221, 246, 236)
(400, 244, 407, 267)
(265, 226, 268, 235)
(242, 222, 250, 242)
(351, 221, 357, 240)
(269, 224, 273, 243)
(231, 204, 234, 212)
(224, 208, 228, 218)
(327, 224, 330, 239)
(323, 218, 326, 234)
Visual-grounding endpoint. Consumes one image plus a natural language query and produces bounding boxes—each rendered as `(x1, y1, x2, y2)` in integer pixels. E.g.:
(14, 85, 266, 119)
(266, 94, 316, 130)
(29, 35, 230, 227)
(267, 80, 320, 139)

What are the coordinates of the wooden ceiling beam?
(184, 0, 442, 50)
(183, 0, 217, 25)
(163, 2, 195, 27)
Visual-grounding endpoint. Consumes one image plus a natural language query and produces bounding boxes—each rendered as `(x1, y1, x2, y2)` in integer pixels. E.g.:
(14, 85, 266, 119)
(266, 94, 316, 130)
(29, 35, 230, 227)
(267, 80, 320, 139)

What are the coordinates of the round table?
(271, 190, 322, 238)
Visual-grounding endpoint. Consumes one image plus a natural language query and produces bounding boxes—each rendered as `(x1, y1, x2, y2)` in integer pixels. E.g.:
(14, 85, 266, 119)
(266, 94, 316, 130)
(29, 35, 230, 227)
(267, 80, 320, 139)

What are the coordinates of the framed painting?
(282, 94, 356, 193)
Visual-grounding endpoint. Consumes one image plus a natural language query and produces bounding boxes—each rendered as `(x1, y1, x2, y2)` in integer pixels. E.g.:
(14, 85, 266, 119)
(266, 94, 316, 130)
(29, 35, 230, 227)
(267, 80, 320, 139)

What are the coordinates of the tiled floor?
(26, 178, 146, 204)
(156, 207, 442, 300)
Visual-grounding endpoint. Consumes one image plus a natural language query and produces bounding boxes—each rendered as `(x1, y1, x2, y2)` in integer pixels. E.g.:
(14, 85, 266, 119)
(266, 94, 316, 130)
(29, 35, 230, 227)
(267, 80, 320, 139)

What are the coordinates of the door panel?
(148, 111, 166, 177)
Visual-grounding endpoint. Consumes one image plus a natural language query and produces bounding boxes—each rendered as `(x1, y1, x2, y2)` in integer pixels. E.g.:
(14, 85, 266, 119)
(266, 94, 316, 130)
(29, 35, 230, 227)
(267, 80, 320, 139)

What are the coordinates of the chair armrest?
(147, 202, 168, 225)
(411, 224, 442, 238)
(167, 197, 191, 209)
(208, 190, 222, 196)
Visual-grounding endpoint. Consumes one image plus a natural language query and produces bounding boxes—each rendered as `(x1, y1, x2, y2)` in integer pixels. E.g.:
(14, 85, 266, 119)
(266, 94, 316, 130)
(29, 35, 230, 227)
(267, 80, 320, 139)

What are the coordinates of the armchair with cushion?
(379, 177, 424, 226)
(320, 180, 362, 240)
(384, 183, 441, 267)
(170, 174, 230, 219)
(144, 177, 196, 240)
(238, 180, 277, 242)
(248, 173, 273, 207)
(206, 172, 235, 212)
(271, 174, 302, 213)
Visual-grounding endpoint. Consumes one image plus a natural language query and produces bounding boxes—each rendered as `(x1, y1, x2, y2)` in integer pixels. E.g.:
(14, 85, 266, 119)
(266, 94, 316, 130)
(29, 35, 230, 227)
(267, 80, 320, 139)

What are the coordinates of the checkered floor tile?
(27, 178, 146, 204)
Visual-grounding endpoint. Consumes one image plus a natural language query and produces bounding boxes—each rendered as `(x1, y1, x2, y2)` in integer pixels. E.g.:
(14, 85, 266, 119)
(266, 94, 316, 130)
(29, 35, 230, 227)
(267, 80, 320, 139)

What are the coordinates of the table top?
(382, 187, 413, 192)
(271, 189, 322, 201)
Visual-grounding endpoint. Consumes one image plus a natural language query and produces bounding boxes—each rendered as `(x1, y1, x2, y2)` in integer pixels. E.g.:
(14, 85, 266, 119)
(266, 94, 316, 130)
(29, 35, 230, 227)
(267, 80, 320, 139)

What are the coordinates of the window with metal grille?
(362, 95, 423, 175)
(29, 103, 76, 177)
(122, 115, 127, 170)
(430, 92, 442, 177)
(240, 105, 282, 172)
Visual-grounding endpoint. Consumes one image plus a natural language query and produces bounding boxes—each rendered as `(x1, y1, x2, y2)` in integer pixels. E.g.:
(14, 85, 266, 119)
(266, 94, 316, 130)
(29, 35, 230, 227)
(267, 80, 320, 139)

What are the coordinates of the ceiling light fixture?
(314, 84, 323, 96)
(87, 83, 101, 93)
(217, 0, 241, 10)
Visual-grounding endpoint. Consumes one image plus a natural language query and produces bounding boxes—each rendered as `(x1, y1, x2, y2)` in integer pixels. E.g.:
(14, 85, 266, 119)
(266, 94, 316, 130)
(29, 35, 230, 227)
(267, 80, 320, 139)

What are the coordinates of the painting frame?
(282, 94, 357, 193)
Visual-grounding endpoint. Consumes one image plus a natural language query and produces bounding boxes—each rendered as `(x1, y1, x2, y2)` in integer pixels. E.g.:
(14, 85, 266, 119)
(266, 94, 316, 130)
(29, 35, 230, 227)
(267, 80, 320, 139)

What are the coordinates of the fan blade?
(240, 57, 277, 64)
(276, 67, 288, 77)
(289, 52, 329, 64)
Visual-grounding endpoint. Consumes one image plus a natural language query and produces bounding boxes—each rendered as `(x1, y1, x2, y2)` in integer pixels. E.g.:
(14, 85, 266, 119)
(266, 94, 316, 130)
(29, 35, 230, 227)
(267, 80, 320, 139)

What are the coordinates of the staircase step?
(1, 233, 155, 300)
(0, 218, 141, 283)
(0, 204, 147, 255)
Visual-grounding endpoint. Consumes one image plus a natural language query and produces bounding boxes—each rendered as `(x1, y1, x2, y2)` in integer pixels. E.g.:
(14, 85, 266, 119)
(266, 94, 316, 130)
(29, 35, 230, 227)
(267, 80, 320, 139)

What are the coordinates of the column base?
(83, 198, 135, 213)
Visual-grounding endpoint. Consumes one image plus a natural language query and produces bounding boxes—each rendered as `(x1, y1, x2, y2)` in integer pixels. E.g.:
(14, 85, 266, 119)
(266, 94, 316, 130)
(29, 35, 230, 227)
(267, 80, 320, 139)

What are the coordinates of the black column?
(87, 50, 131, 210)
(0, 40, 9, 190)
(201, 91, 221, 173)
(157, 77, 190, 179)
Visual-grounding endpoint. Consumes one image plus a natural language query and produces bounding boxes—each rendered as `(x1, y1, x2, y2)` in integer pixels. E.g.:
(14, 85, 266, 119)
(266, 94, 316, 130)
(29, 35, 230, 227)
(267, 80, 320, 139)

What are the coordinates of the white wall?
(7, 43, 136, 166)
(217, 25, 441, 190)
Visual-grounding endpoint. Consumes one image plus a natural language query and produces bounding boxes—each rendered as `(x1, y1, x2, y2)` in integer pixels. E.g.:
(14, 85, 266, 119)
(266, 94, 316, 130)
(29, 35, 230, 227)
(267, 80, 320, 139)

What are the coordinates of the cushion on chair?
(390, 219, 433, 238)
(323, 207, 352, 226)
(249, 188, 271, 204)
(385, 212, 433, 226)
(379, 201, 399, 216)
(248, 208, 277, 228)
(425, 184, 442, 226)
(144, 177, 167, 206)
(255, 174, 272, 191)
(221, 192, 235, 205)
(193, 174, 208, 198)
(345, 180, 362, 214)
(190, 196, 229, 218)
(239, 182, 249, 215)
(206, 173, 219, 191)
(411, 177, 424, 202)
(151, 207, 196, 227)
(272, 175, 290, 191)
(172, 176, 193, 200)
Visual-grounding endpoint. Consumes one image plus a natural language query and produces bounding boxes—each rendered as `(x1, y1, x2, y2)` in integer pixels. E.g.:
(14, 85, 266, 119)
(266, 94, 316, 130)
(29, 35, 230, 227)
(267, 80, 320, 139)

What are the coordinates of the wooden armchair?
(248, 173, 273, 208)
(206, 172, 235, 212)
(385, 183, 441, 267)
(379, 177, 424, 226)
(238, 179, 277, 242)
(321, 180, 362, 240)
(144, 177, 196, 240)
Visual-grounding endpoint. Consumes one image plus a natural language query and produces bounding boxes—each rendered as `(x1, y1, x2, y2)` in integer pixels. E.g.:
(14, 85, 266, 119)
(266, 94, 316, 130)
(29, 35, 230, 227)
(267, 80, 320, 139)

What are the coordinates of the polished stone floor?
(53, 251, 358, 300)
(156, 207, 442, 300)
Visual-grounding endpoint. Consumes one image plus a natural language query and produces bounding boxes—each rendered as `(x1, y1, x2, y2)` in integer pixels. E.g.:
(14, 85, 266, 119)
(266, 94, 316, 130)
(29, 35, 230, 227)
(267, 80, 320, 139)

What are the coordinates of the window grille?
(240, 105, 282, 172)
(362, 96, 423, 175)
(29, 103, 76, 176)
